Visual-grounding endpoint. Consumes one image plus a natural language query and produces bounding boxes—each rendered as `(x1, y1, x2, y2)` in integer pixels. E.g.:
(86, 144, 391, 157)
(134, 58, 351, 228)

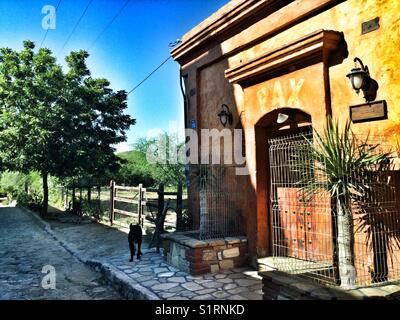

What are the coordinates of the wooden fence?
(110, 181, 146, 227)
(63, 183, 104, 215)
(61, 180, 184, 231)
(110, 181, 183, 230)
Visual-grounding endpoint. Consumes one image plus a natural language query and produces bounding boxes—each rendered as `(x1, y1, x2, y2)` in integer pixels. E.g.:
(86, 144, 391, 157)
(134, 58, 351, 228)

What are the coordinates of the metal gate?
(267, 132, 400, 287)
(268, 132, 337, 284)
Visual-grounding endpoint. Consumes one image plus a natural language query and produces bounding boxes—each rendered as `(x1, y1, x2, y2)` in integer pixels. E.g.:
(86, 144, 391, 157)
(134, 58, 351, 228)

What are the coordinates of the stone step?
(257, 256, 334, 273)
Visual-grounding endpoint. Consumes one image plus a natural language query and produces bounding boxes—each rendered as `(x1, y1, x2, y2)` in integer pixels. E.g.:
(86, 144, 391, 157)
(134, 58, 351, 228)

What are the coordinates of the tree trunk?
(72, 185, 76, 212)
(336, 196, 356, 288)
(176, 183, 183, 231)
(97, 185, 101, 212)
(150, 199, 170, 253)
(42, 172, 48, 217)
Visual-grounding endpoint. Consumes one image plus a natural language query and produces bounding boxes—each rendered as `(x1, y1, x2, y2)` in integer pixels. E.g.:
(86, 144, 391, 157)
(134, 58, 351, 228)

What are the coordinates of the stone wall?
(161, 231, 248, 275)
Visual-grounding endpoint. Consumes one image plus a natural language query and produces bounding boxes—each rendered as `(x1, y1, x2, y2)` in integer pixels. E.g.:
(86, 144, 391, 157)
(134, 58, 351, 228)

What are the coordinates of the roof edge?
(171, 0, 279, 62)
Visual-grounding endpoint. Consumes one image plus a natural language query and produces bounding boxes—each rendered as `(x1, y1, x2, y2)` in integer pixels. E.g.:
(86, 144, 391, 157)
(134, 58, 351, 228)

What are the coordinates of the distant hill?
(117, 150, 143, 161)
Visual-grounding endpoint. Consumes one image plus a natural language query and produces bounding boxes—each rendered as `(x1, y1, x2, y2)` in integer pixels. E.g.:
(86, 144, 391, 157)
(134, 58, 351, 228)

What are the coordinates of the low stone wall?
(161, 231, 248, 275)
(259, 270, 400, 300)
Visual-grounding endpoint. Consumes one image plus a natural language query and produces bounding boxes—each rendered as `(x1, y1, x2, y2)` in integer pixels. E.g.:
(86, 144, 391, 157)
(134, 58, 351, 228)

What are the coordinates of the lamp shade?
(219, 113, 228, 126)
(218, 104, 233, 127)
(346, 66, 369, 93)
(351, 73, 364, 90)
(277, 113, 289, 124)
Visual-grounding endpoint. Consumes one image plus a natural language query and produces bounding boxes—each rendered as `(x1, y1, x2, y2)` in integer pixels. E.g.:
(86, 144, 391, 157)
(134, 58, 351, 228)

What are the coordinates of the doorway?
(258, 108, 335, 283)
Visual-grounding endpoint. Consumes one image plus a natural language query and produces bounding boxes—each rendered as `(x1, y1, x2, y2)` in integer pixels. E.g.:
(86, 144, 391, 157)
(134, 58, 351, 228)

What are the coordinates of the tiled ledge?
(161, 231, 248, 249)
(259, 270, 400, 300)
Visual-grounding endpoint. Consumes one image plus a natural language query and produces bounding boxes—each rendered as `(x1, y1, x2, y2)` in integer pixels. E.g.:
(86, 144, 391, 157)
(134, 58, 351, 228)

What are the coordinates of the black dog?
(128, 223, 143, 262)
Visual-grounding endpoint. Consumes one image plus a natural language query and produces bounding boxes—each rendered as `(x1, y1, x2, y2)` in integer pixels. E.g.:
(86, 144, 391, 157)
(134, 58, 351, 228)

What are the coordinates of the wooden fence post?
(72, 184, 76, 212)
(176, 183, 183, 231)
(97, 185, 101, 211)
(65, 187, 69, 209)
(61, 186, 65, 204)
(138, 184, 143, 227)
(110, 180, 115, 225)
(157, 183, 164, 219)
(87, 186, 91, 203)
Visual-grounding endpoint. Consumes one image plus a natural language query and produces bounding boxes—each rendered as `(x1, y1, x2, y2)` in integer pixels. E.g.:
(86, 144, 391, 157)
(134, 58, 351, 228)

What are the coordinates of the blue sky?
(0, 0, 229, 152)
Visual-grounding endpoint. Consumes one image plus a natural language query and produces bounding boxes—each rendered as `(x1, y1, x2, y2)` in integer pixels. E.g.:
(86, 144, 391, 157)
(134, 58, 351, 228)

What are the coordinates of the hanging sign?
(350, 100, 387, 123)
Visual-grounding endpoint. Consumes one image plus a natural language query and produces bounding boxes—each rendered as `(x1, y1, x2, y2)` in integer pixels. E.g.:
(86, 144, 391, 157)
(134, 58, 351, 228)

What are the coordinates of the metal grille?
(268, 132, 400, 287)
(199, 164, 243, 240)
(352, 139, 400, 286)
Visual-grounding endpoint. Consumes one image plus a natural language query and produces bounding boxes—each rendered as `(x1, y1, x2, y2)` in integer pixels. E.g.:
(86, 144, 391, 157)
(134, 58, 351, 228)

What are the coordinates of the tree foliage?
(116, 150, 156, 187)
(0, 41, 135, 214)
(115, 133, 186, 188)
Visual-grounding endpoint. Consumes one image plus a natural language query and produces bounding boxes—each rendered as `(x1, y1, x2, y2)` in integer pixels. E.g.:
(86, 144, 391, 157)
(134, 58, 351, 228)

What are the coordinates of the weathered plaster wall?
(243, 63, 327, 132)
(228, 0, 400, 143)
(176, 0, 400, 262)
(199, 60, 237, 130)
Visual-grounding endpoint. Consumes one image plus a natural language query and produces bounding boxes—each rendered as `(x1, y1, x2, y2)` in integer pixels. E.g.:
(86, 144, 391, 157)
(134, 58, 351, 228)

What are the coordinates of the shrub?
(81, 200, 107, 220)
(16, 191, 43, 212)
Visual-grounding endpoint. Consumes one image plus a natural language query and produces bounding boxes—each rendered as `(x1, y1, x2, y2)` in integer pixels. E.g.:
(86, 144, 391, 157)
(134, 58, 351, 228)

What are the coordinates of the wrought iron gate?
(268, 132, 337, 284)
(267, 132, 400, 287)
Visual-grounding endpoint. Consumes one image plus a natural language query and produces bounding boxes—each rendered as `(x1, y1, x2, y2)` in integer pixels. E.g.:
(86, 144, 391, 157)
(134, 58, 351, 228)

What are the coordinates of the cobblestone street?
(44, 208, 263, 300)
(0, 207, 123, 300)
(0, 205, 263, 300)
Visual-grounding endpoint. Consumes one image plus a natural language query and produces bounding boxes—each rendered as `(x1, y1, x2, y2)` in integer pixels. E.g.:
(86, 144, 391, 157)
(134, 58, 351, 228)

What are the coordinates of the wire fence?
(268, 132, 400, 287)
(199, 164, 244, 240)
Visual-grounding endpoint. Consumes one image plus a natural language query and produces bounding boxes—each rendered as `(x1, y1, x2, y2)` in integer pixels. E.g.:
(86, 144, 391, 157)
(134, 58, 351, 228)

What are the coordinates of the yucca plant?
(295, 117, 393, 288)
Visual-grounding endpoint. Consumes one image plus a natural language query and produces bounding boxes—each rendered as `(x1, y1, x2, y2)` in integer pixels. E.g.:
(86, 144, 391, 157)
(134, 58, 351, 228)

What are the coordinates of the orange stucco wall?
(226, 0, 400, 142)
(174, 0, 400, 265)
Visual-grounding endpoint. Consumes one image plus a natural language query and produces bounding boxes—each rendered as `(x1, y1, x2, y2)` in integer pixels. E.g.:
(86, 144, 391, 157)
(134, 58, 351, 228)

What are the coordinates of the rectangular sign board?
(350, 100, 387, 123)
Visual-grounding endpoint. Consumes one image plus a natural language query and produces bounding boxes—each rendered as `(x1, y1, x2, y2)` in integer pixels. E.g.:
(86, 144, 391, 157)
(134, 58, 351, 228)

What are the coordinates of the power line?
(57, 0, 94, 56)
(39, 0, 63, 49)
(127, 56, 172, 96)
(89, 0, 131, 50)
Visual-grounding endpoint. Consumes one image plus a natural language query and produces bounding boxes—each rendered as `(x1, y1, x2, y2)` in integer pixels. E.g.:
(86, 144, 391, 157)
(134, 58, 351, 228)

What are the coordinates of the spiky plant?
(294, 117, 393, 288)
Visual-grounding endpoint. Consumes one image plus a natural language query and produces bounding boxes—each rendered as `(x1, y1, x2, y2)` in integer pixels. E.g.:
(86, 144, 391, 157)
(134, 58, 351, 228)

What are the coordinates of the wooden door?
(268, 131, 333, 263)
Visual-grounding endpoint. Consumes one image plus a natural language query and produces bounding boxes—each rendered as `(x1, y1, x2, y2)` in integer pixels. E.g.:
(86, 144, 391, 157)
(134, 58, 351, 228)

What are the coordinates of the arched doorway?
(254, 108, 312, 257)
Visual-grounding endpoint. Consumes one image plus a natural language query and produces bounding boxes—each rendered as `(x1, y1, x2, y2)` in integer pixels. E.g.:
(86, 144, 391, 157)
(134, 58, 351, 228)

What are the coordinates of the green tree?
(297, 117, 392, 288)
(0, 41, 135, 215)
(134, 133, 185, 187)
(116, 150, 156, 187)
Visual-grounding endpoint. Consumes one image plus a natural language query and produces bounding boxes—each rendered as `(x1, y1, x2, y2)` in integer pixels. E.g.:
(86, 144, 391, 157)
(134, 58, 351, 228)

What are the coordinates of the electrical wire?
(127, 56, 172, 96)
(45, 0, 173, 96)
(89, 0, 131, 50)
(57, 0, 94, 56)
(39, 0, 63, 49)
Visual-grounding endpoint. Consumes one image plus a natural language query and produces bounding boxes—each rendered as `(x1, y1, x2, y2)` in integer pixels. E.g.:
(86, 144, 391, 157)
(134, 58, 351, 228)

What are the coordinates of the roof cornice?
(225, 30, 345, 85)
(171, 0, 282, 62)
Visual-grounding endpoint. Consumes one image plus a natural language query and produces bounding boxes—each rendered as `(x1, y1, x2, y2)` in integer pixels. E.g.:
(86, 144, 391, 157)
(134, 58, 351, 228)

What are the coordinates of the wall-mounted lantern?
(277, 113, 289, 124)
(218, 104, 233, 127)
(346, 57, 378, 102)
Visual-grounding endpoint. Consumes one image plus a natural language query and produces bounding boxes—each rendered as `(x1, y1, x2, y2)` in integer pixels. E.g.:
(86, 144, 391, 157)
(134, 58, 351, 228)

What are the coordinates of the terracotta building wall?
(224, 0, 400, 141)
(174, 0, 400, 263)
